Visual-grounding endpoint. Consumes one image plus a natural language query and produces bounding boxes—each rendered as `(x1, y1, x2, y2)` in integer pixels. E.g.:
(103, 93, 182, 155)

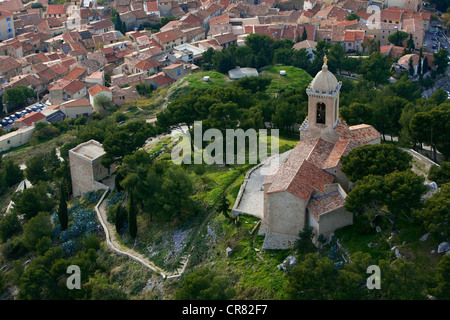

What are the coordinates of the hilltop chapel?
(259, 57, 381, 250)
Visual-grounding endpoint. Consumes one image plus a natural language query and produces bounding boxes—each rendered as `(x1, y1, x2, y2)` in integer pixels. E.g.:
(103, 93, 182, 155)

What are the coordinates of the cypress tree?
(301, 27, 308, 41)
(114, 12, 122, 33)
(114, 203, 126, 234)
(128, 190, 137, 239)
(217, 193, 231, 219)
(58, 182, 68, 230)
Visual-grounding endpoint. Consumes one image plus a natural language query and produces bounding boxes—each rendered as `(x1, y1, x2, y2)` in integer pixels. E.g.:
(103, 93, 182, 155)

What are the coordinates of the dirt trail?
(95, 188, 189, 279)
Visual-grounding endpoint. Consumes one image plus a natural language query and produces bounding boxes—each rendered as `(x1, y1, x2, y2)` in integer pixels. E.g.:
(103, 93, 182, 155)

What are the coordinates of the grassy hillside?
(261, 66, 313, 93)
(169, 66, 313, 100)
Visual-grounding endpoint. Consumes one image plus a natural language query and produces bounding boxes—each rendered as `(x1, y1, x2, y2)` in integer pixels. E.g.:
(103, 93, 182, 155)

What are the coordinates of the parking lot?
(423, 22, 449, 54)
(0, 102, 47, 131)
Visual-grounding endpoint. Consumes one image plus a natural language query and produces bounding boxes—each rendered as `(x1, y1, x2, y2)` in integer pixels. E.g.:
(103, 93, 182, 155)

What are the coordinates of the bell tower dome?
(301, 56, 342, 142)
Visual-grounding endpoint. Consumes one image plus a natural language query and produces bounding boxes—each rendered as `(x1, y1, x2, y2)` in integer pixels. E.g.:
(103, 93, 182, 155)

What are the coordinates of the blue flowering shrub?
(54, 202, 100, 255)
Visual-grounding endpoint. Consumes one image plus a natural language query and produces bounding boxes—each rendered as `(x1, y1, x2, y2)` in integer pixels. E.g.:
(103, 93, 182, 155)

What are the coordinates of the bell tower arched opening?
(316, 102, 326, 124)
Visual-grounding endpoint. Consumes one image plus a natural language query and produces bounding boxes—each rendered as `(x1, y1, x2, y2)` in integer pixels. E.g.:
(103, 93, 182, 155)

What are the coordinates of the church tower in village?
(259, 57, 381, 250)
(301, 56, 342, 143)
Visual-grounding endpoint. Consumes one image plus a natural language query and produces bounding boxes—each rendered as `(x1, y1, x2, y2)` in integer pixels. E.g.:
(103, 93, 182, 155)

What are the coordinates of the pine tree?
(128, 190, 137, 239)
(58, 182, 68, 231)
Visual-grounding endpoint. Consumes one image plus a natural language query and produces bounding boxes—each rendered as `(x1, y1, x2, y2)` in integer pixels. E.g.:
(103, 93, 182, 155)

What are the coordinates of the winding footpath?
(94, 187, 189, 279)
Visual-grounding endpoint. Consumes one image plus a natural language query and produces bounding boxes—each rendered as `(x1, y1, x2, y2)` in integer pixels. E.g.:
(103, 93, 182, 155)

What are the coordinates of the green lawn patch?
(262, 66, 312, 94)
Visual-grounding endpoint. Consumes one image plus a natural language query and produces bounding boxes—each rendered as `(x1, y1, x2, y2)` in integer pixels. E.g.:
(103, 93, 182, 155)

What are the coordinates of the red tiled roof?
(148, 72, 174, 86)
(349, 124, 381, 145)
(307, 191, 345, 221)
(17, 111, 46, 126)
(61, 97, 92, 108)
(46, 4, 65, 15)
(0, 8, 13, 18)
(323, 138, 358, 169)
(88, 84, 110, 96)
(146, 1, 158, 11)
(135, 57, 162, 71)
(267, 158, 335, 201)
(154, 29, 185, 44)
(64, 67, 86, 81)
(381, 8, 402, 21)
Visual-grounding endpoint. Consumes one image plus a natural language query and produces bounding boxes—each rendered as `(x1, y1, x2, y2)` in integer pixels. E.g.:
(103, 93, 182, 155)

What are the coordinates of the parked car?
(25, 107, 32, 113)
(30, 106, 38, 111)
(15, 112, 22, 118)
(432, 36, 437, 41)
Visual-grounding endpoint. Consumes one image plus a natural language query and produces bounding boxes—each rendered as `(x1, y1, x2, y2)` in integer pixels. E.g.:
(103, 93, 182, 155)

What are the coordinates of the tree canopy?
(341, 144, 412, 182)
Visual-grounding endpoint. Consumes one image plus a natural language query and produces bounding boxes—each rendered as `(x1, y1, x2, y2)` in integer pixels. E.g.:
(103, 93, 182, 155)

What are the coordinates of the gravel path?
(94, 183, 189, 279)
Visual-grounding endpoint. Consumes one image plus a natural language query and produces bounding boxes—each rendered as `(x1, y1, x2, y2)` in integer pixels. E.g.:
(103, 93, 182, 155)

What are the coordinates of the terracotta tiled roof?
(0, 56, 21, 74)
(0, 0, 24, 13)
(213, 33, 236, 45)
(134, 57, 162, 70)
(145, 1, 158, 11)
(88, 84, 111, 96)
(61, 97, 92, 107)
(147, 71, 174, 87)
(16, 111, 46, 126)
(267, 158, 335, 201)
(46, 4, 65, 15)
(307, 138, 335, 167)
(64, 67, 86, 80)
(349, 124, 381, 145)
(154, 29, 185, 44)
(323, 138, 358, 169)
(381, 8, 402, 21)
(90, 19, 114, 31)
(307, 191, 345, 221)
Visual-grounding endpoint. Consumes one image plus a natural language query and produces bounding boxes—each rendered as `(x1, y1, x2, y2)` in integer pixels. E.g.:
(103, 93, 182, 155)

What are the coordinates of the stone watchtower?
(301, 56, 342, 143)
(69, 139, 112, 197)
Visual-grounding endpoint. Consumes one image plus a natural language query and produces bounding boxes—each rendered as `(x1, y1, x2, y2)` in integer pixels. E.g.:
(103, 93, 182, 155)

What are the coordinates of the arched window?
(316, 102, 326, 124)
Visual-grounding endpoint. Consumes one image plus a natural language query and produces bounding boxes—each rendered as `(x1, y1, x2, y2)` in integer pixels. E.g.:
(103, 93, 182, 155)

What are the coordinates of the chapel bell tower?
(301, 56, 342, 142)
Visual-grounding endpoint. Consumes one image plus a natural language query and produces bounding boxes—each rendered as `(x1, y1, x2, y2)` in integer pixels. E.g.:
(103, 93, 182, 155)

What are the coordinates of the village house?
(13, 111, 46, 129)
(145, 71, 174, 88)
(88, 19, 115, 34)
(0, 56, 22, 81)
(0, 126, 35, 153)
(88, 84, 112, 111)
(161, 62, 190, 80)
(59, 97, 93, 119)
(292, 39, 317, 61)
(48, 79, 87, 105)
(152, 29, 187, 51)
(110, 85, 140, 106)
(0, 38, 23, 59)
(84, 71, 105, 87)
(144, 1, 160, 17)
(0, 8, 15, 41)
(45, 4, 67, 19)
